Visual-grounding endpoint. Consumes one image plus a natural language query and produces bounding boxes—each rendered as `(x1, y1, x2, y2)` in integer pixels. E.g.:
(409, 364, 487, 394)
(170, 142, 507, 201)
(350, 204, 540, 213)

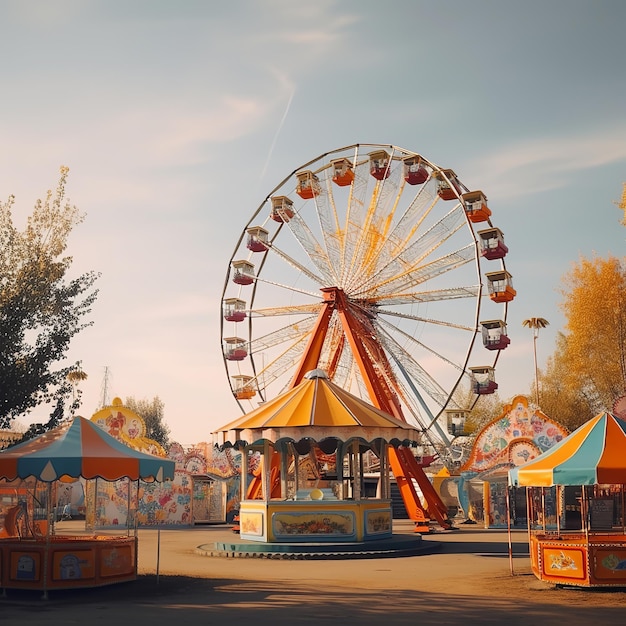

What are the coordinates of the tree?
(539, 255, 626, 428)
(535, 332, 591, 431)
(0, 167, 99, 429)
(16, 392, 68, 444)
(559, 255, 626, 413)
(124, 396, 171, 448)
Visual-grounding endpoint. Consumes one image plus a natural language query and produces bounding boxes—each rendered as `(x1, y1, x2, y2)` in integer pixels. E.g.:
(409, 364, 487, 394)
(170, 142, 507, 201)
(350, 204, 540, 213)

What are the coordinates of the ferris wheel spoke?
(354, 243, 476, 298)
(312, 177, 343, 281)
(347, 182, 434, 294)
(250, 304, 322, 317)
(344, 151, 404, 290)
(322, 329, 361, 391)
(347, 361, 372, 401)
(251, 335, 311, 394)
(376, 327, 452, 409)
(248, 315, 318, 353)
(398, 401, 448, 449)
(326, 351, 351, 389)
(316, 317, 346, 378)
(318, 322, 379, 401)
(340, 150, 372, 285)
(377, 317, 471, 373)
(387, 372, 452, 445)
(278, 210, 338, 285)
(263, 240, 328, 287)
(376, 286, 480, 305)
(378, 308, 476, 332)
(400, 205, 467, 263)
(391, 380, 431, 431)
(252, 275, 322, 300)
(390, 178, 439, 243)
(350, 203, 467, 294)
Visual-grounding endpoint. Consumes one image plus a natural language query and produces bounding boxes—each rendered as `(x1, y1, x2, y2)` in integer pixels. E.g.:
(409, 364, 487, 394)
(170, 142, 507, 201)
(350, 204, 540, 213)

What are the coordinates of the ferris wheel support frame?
(289, 286, 404, 420)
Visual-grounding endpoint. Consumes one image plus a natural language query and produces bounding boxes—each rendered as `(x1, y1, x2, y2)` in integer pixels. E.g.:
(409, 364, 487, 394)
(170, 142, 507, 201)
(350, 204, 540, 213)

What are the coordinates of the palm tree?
(522, 317, 550, 404)
(67, 366, 88, 413)
(66, 368, 88, 386)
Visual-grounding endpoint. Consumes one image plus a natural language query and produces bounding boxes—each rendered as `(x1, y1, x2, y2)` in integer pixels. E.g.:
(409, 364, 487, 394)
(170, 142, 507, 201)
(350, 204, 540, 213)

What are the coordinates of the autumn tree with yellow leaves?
(0, 167, 99, 430)
(538, 255, 626, 429)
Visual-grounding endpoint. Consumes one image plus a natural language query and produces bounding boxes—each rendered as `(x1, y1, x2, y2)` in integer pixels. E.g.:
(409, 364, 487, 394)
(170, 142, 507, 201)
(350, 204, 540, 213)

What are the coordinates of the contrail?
(259, 87, 296, 181)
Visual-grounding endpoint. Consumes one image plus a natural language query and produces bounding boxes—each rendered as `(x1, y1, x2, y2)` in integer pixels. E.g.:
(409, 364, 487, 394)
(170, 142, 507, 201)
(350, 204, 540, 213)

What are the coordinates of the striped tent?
(509, 412, 626, 487)
(213, 369, 421, 448)
(0, 416, 175, 483)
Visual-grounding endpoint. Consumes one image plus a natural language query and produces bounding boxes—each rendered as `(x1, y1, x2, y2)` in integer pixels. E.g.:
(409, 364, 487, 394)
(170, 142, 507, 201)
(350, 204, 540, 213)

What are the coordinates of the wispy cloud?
(467, 125, 626, 199)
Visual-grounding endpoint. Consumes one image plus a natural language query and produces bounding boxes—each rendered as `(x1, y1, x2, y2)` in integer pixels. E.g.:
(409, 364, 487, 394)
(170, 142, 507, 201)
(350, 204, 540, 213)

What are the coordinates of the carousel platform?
(196, 532, 440, 560)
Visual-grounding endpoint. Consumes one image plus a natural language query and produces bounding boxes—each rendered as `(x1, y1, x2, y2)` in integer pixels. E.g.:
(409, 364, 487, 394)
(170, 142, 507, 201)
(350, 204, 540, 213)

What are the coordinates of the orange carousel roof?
(213, 369, 421, 448)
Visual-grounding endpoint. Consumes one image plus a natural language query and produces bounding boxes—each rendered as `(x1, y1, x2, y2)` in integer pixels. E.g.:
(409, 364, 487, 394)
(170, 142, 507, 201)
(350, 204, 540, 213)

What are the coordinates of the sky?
(1, 0, 625, 446)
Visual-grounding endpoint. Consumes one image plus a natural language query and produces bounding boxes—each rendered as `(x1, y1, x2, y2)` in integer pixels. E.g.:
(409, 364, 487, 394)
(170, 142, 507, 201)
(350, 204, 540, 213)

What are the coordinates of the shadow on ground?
(2, 572, 626, 626)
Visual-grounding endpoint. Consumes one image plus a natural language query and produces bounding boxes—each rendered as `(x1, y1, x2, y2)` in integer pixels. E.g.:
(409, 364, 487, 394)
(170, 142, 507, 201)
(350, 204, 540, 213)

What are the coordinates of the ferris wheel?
(220, 144, 514, 446)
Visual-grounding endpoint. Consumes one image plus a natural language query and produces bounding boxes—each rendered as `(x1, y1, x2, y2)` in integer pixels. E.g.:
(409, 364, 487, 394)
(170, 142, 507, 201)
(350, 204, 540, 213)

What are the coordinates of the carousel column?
(292, 444, 300, 496)
(359, 445, 365, 499)
(262, 440, 272, 502)
(352, 440, 361, 501)
(379, 442, 389, 499)
(346, 443, 354, 498)
(280, 443, 289, 499)
(337, 442, 346, 499)
(620, 485, 626, 534)
(239, 446, 248, 503)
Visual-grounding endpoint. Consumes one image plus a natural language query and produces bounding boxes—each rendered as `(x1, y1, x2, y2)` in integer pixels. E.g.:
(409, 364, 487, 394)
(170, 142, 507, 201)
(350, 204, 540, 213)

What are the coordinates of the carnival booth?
(0, 416, 175, 596)
(509, 412, 626, 588)
(213, 369, 425, 544)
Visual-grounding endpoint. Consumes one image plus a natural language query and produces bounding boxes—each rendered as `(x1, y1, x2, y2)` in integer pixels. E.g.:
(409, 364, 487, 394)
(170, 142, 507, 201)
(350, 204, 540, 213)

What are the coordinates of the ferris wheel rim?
(220, 143, 511, 443)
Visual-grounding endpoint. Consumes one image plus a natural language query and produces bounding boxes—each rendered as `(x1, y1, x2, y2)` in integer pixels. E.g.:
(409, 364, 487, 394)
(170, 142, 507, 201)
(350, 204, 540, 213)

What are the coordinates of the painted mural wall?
(456, 395, 569, 527)
(85, 399, 242, 528)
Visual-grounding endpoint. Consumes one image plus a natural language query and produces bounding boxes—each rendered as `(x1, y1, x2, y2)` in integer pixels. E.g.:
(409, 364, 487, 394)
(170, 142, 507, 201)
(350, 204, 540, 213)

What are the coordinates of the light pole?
(522, 317, 549, 405)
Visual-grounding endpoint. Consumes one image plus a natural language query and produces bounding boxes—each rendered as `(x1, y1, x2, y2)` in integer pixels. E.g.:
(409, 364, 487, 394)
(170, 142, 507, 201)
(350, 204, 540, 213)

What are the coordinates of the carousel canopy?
(509, 412, 626, 487)
(213, 369, 421, 448)
(0, 416, 175, 483)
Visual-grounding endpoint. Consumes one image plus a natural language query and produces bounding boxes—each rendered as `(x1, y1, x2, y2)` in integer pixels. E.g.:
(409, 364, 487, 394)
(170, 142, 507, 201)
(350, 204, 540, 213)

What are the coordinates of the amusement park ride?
(221, 144, 515, 528)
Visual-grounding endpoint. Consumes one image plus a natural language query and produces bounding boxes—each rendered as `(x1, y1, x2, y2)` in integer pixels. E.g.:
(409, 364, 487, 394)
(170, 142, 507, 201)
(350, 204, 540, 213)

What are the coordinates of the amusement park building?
(450, 395, 569, 528)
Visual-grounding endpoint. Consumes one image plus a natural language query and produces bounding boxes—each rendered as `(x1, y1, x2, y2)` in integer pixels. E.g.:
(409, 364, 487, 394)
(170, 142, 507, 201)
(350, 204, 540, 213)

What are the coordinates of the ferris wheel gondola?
(220, 144, 514, 448)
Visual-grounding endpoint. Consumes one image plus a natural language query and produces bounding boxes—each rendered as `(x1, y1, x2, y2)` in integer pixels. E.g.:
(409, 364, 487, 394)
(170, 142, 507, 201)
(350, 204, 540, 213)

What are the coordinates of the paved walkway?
(2, 521, 626, 625)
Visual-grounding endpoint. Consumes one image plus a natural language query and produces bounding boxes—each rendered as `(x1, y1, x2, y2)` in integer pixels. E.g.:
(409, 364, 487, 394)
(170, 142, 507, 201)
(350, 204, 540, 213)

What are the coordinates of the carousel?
(0, 416, 174, 596)
(213, 369, 428, 548)
(509, 411, 626, 587)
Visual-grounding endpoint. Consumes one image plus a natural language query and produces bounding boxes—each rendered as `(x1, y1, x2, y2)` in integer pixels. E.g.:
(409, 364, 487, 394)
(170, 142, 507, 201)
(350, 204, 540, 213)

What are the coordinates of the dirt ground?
(2, 521, 626, 625)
